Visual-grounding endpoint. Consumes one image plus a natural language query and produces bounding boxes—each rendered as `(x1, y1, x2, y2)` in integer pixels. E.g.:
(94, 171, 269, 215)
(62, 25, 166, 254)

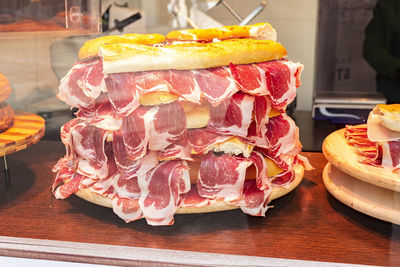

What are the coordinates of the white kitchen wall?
(145, 0, 319, 111)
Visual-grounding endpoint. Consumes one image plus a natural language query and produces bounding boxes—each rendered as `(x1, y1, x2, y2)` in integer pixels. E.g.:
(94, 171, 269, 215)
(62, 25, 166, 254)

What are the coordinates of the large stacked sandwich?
(52, 23, 311, 226)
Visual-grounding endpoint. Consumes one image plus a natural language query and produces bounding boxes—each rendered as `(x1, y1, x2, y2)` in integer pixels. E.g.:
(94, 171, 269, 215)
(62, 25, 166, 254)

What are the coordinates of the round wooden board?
(323, 163, 400, 225)
(322, 127, 400, 192)
(0, 111, 45, 157)
(74, 164, 304, 214)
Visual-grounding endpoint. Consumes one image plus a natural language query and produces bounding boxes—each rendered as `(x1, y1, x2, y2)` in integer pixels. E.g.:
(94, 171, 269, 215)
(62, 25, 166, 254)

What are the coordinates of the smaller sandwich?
(0, 73, 14, 132)
(363, 104, 400, 172)
(323, 104, 400, 194)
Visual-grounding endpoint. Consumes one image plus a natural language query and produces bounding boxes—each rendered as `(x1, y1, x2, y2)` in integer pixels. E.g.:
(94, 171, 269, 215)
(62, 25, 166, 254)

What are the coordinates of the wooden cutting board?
(323, 162, 400, 225)
(322, 127, 400, 192)
(0, 111, 45, 157)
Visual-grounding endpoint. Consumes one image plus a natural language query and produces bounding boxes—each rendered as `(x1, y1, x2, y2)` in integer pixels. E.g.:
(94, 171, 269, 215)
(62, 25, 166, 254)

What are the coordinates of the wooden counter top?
(0, 141, 399, 266)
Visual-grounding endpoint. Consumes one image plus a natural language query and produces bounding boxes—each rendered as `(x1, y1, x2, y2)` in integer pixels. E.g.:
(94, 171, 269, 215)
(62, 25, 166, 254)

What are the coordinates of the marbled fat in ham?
(209, 92, 254, 137)
(265, 114, 300, 157)
(187, 128, 231, 154)
(138, 160, 190, 225)
(58, 58, 105, 108)
(270, 170, 295, 187)
(257, 60, 302, 110)
(75, 94, 122, 131)
(253, 96, 271, 138)
(53, 170, 84, 199)
(105, 73, 140, 117)
(148, 101, 187, 151)
(112, 197, 143, 223)
(180, 185, 215, 208)
(230, 63, 267, 95)
(113, 130, 159, 178)
(194, 66, 238, 105)
(157, 137, 192, 161)
(380, 141, 400, 171)
(197, 151, 269, 201)
(231, 180, 271, 216)
(163, 70, 202, 103)
(120, 106, 155, 160)
(60, 119, 108, 179)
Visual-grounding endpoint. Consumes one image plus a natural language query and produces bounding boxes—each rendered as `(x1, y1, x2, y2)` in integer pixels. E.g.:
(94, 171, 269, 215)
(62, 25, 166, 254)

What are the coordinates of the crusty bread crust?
(100, 39, 287, 73)
(73, 164, 304, 214)
(375, 104, 400, 132)
(166, 22, 277, 42)
(79, 33, 165, 60)
(322, 127, 400, 192)
(0, 73, 12, 103)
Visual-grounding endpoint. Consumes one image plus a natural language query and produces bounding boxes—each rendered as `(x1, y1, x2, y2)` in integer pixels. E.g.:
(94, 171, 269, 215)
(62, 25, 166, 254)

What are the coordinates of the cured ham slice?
(187, 128, 231, 154)
(52, 158, 75, 191)
(112, 130, 158, 177)
(148, 101, 187, 151)
(230, 63, 267, 95)
(232, 180, 271, 216)
(163, 70, 202, 103)
(345, 125, 381, 165)
(58, 58, 105, 108)
(71, 122, 108, 179)
(270, 170, 295, 187)
(180, 186, 215, 208)
(254, 96, 271, 137)
(194, 67, 238, 106)
(136, 70, 202, 103)
(197, 151, 269, 202)
(120, 106, 155, 160)
(61, 119, 108, 179)
(76, 94, 122, 131)
(245, 96, 272, 148)
(157, 137, 192, 161)
(135, 71, 170, 93)
(346, 124, 399, 172)
(105, 73, 140, 117)
(138, 160, 190, 226)
(54, 171, 84, 199)
(60, 119, 81, 162)
(209, 92, 254, 137)
(380, 141, 400, 171)
(265, 114, 300, 157)
(229, 60, 303, 109)
(112, 197, 143, 223)
(113, 174, 141, 199)
(257, 60, 302, 110)
(86, 152, 118, 198)
(118, 101, 186, 160)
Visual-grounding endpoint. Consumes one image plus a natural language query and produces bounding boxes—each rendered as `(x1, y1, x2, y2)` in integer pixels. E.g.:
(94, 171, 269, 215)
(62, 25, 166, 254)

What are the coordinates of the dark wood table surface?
(0, 140, 399, 266)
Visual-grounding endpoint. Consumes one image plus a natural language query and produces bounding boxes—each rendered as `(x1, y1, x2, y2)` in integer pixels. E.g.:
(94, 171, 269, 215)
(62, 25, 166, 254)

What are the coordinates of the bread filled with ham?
(52, 23, 311, 226)
(342, 104, 400, 173)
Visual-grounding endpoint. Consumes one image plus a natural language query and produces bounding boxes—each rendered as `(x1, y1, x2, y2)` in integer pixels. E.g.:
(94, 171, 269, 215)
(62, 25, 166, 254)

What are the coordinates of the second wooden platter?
(323, 163, 400, 225)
